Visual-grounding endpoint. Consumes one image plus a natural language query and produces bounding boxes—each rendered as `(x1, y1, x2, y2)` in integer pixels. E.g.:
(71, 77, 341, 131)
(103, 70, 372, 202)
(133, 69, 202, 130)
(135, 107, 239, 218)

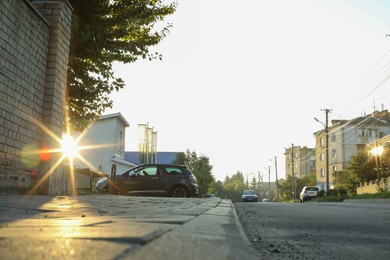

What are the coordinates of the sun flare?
(60, 134, 80, 160)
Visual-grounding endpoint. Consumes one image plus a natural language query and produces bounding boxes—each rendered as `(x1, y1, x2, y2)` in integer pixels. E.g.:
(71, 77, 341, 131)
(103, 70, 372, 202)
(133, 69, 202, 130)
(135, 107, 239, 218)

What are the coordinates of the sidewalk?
(0, 194, 260, 259)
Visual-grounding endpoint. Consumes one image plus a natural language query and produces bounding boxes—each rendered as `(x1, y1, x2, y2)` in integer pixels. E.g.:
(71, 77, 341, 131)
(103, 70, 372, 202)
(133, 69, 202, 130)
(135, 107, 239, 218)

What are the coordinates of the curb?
(343, 198, 390, 204)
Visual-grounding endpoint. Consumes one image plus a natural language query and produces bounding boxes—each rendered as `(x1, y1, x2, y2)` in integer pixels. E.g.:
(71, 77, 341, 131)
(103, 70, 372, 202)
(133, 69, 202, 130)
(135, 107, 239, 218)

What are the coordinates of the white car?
(299, 186, 319, 202)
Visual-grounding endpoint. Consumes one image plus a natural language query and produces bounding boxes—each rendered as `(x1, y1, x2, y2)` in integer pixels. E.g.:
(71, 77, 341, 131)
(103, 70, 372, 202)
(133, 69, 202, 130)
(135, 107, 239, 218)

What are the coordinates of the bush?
(327, 189, 338, 197)
(338, 188, 348, 197)
(317, 190, 325, 197)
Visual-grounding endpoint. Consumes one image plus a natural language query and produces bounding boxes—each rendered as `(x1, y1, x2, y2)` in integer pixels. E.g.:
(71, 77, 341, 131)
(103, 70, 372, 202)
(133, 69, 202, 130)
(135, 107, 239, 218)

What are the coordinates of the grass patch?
(348, 192, 390, 200)
(308, 192, 390, 202)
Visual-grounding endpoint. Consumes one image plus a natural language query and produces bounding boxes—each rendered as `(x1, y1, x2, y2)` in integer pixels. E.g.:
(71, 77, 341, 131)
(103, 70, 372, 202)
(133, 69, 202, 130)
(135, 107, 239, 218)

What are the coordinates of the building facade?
(314, 114, 390, 190)
(284, 145, 316, 179)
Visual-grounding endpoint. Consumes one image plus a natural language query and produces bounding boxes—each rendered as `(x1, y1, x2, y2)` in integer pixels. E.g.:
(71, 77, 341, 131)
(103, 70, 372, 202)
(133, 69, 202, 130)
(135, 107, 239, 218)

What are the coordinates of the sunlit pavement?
(0, 195, 259, 259)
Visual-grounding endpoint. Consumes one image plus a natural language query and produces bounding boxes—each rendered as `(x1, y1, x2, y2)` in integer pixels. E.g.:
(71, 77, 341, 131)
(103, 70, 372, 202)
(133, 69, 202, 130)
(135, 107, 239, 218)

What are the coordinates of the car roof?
(137, 163, 186, 167)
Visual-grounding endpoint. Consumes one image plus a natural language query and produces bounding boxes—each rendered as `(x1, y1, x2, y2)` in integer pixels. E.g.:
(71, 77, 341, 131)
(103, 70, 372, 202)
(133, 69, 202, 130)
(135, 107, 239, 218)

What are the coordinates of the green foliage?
(334, 170, 357, 195)
(67, 0, 177, 129)
(208, 180, 224, 198)
(347, 150, 376, 183)
(221, 171, 247, 202)
(182, 149, 214, 197)
(172, 152, 185, 165)
(250, 176, 257, 190)
(349, 191, 390, 199)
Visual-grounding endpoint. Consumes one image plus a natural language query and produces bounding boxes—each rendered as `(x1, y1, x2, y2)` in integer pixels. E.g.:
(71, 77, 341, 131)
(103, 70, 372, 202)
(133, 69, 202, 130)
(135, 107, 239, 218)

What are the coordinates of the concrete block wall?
(0, 0, 73, 194)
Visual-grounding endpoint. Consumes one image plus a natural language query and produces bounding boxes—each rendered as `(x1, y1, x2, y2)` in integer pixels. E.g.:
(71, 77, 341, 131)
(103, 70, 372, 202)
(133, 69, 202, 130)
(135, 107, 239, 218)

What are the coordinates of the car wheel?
(171, 186, 188, 197)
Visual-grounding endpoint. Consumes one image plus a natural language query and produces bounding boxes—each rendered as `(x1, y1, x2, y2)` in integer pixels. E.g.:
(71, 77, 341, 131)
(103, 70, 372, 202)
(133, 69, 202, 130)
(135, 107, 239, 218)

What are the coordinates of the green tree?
(208, 180, 224, 198)
(334, 170, 356, 195)
(67, 0, 177, 129)
(222, 171, 247, 202)
(348, 150, 376, 183)
(172, 152, 185, 165)
(278, 176, 294, 201)
(182, 149, 215, 197)
(250, 176, 257, 190)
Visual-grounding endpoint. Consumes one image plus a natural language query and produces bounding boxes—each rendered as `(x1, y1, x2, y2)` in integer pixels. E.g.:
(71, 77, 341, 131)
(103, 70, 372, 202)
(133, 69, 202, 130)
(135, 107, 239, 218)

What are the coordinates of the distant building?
(125, 151, 184, 165)
(313, 112, 390, 190)
(284, 146, 316, 179)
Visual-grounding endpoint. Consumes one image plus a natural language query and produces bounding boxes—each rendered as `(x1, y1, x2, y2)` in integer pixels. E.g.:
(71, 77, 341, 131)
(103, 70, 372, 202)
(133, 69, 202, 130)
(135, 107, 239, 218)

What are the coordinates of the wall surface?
(0, 0, 73, 194)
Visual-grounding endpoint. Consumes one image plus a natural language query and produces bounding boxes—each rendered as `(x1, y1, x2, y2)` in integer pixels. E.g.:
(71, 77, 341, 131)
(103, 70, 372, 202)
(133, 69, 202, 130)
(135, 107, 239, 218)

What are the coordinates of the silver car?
(299, 186, 319, 202)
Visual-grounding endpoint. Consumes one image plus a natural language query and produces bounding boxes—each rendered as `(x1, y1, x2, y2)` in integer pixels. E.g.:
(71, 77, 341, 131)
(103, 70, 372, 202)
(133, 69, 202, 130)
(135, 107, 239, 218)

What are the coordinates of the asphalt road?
(234, 201, 390, 260)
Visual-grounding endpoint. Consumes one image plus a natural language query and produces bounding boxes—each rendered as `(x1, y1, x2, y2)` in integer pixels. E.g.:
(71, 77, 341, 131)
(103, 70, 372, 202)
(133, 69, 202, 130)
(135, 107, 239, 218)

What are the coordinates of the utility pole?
(291, 143, 295, 199)
(322, 108, 331, 194)
(268, 166, 271, 196)
(274, 156, 279, 202)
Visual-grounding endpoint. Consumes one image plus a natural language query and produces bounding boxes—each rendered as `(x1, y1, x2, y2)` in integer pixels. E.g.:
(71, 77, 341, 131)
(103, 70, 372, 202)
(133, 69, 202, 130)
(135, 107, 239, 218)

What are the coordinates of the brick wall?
(0, 0, 73, 194)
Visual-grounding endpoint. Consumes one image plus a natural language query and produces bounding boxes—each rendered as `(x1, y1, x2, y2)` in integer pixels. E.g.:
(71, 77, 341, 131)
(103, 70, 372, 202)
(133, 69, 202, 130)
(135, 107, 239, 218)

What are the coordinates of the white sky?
(105, 0, 390, 182)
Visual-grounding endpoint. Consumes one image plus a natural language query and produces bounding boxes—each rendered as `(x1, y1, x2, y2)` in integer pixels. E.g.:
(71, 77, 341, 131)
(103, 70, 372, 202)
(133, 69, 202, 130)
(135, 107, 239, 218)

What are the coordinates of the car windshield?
(306, 187, 319, 191)
(243, 190, 255, 195)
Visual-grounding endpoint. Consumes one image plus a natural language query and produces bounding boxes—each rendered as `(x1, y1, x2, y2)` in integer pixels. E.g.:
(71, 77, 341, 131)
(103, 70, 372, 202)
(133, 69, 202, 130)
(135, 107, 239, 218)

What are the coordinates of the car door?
(158, 165, 185, 192)
(124, 165, 161, 195)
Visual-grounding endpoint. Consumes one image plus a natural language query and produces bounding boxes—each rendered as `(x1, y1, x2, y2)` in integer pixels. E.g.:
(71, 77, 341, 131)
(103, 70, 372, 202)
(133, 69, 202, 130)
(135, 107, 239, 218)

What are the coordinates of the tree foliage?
(346, 148, 390, 193)
(221, 171, 247, 202)
(180, 149, 214, 197)
(347, 150, 376, 183)
(67, 0, 177, 129)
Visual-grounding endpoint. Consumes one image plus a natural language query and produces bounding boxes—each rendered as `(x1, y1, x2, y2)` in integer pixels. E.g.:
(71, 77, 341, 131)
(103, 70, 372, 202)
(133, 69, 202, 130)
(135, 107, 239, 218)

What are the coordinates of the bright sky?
(105, 0, 390, 182)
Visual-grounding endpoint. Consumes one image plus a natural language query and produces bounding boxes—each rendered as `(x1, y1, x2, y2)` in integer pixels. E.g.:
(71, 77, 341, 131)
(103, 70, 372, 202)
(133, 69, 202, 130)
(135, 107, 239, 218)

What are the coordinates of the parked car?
(242, 190, 258, 202)
(262, 198, 270, 202)
(96, 164, 199, 197)
(299, 186, 319, 202)
(206, 194, 218, 199)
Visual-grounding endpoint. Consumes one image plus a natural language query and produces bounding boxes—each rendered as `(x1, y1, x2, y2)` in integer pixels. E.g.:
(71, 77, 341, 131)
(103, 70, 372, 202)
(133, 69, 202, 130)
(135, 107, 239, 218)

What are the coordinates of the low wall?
(356, 177, 389, 195)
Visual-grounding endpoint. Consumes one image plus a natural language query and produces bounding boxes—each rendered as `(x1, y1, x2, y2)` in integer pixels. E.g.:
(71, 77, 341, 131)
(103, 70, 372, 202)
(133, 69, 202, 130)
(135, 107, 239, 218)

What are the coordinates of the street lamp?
(284, 144, 296, 199)
(314, 110, 330, 194)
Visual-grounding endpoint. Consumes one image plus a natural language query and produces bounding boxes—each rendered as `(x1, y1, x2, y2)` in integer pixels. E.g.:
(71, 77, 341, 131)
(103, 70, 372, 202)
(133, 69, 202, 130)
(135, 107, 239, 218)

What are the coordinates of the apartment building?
(284, 146, 316, 179)
(314, 113, 390, 190)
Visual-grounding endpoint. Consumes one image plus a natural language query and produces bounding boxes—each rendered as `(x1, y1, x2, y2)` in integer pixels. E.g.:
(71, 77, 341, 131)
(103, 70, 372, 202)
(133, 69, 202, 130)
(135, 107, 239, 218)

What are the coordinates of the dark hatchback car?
(99, 164, 199, 197)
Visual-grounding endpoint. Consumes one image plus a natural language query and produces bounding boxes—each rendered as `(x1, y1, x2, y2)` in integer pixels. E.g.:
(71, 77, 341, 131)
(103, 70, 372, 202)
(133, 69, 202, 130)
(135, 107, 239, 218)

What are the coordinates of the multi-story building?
(284, 146, 316, 179)
(314, 112, 390, 191)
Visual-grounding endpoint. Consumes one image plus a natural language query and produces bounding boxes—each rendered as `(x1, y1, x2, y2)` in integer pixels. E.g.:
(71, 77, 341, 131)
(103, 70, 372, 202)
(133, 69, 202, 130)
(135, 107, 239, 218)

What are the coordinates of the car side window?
(136, 166, 158, 176)
(163, 167, 184, 175)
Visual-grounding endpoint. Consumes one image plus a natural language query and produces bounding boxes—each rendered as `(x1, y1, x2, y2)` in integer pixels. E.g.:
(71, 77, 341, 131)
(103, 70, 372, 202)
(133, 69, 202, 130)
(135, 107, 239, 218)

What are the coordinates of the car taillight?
(185, 175, 196, 183)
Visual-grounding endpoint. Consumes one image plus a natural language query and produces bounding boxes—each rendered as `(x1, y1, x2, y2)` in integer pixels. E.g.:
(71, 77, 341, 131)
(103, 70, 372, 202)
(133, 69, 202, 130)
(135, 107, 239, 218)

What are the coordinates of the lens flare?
(60, 134, 80, 160)
(39, 146, 52, 161)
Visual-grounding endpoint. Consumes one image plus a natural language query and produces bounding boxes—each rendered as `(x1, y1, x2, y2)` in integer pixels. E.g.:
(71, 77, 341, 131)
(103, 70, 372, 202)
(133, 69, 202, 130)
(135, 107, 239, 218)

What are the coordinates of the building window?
(331, 134, 336, 142)
(332, 166, 337, 172)
(320, 153, 325, 161)
(358, 128, 379, 138)
(320, 138, 324, 146)
(332, 150, 337, 159)
(320, 169, 325, 177)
